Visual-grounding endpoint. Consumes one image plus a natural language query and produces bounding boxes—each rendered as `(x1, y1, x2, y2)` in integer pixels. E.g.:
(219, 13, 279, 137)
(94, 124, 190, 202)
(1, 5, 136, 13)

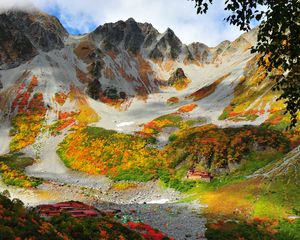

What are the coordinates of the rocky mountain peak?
(149, 27, 183, 61)
(92, 18, 146, 53)
(3, 11, 67, 50)
(188, 42, 209, 63)
(125, 17, 136, 23)
(0, 10, 67, 69)
(91, 18, 186, 60)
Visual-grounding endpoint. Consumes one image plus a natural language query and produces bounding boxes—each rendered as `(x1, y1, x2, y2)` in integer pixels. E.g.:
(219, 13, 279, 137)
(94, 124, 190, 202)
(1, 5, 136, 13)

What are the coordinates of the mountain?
(0, 11, 67, 69)
(1, 10, 300, 240)
(0, 10, 298, 182)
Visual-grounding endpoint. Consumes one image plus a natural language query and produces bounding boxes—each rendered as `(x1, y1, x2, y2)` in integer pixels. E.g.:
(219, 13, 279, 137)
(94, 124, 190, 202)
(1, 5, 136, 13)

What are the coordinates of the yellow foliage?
(69, 85, 100, 124)
(58, 127, 169, 181)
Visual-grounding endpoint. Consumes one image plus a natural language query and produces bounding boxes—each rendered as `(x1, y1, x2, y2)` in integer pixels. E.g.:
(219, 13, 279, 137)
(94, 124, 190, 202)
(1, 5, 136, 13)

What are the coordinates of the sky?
(0, 0, 248, 47)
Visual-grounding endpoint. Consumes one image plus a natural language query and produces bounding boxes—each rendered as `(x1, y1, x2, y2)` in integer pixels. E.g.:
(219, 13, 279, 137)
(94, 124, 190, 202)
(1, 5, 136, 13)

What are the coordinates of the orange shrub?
(177, 104, 198, 113)
(167, 97, 180, 104)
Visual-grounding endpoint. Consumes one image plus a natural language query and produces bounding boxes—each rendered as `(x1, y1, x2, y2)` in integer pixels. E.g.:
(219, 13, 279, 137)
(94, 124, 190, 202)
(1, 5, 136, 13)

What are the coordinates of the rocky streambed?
(97, 202, 207, 240)
(0, 178, 207, 240)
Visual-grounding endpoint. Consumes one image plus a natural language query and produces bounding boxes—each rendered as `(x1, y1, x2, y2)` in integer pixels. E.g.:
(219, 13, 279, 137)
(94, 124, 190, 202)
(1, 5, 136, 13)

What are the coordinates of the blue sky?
(45, 5, 97, 35)
(0, 0, 250, 46)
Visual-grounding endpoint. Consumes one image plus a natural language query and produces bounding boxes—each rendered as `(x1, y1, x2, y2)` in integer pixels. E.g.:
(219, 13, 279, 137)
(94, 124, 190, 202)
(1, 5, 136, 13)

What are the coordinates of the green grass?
(0, 152, 42, 187)
(155, 114, 183, 123)
(84, 127, 117, 140)
(179, 150, 285, 195)
(177, 150, 290, 211)
(0, 152, 35, 171)
(150, 114, 205, 135)
(109, 167, 155, 182)
(175, 148, 300, 239)
(275, 219, 300, 240)
(205, 219, 300, 240)
(253, 197, 288, 219)
(158, 169, 196, 192)
(237, 151, 284, 175)
(205, 221, 272, 240)
(174, 149, 299, 240)
(253, 163, 300, 218)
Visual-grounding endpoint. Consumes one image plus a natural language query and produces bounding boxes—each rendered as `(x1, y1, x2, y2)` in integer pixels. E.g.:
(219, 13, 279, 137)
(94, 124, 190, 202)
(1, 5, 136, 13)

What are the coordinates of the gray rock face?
(87, 78, 102, 100)
(150, 28, 183, 60)
(92, 18, 186, 61)
(0, 11, 67, 69)
(168, 68, 187, 86)
(138, 22, 159, 48)
(188, 42, 209, 63)
(0, 13, 37, 69)
(0, 11, 220, 72)
(123, 18, 146, 53)
(93, 21, 127, 48)
(93, 18, 159, 54)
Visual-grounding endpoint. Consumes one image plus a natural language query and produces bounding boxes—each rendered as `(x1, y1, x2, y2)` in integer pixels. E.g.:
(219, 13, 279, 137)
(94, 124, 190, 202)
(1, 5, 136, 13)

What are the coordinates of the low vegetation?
(57, 124, 290, 195)
(206, 219, 300, 240)
(9, 76, 47, 152)
(139, 113, 205, 137)
(54, 92, 67, 106)
(218, 57, 300, 136)
(0, 192, 160, 240)
(0, 153, 41, 188)
(57, 127, 169, 182)
(219, 57, 274, 122)
(179, 147, 300, 240)
(166, 97, 180, 105)
(165, 124, 289, 172)
(187, 73, 231, 101)
(168, 68, 191, 90)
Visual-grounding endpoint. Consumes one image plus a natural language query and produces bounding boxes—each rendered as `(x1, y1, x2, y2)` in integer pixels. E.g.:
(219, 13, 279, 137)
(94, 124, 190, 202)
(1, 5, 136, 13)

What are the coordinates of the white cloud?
(0, 0, 246, 46)
(0, 0, 39, 12)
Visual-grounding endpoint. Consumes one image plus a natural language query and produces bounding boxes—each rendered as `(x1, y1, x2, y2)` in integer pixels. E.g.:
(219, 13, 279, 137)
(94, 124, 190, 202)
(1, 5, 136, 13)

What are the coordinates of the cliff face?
(0, 11, 67, 69)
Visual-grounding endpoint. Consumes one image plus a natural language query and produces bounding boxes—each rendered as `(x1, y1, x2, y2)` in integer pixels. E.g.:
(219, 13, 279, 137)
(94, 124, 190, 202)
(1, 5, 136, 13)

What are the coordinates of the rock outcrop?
(0, 11, 67, 69)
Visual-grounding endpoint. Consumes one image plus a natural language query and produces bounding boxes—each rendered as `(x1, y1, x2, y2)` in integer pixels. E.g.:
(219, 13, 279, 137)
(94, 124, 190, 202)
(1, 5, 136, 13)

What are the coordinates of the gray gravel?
(32, 181, 207, 239)
(96, 202, 207, 240)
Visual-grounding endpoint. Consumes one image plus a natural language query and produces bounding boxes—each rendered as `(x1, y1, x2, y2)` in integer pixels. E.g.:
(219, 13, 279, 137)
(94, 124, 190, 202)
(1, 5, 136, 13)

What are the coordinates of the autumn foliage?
(54, 92, 68, 106)
(139, 113, 201, 137)
(168, 68, 191, 90)
(0, 193, 150, 240)
(167, 97, 180, 104)
(0, 162, 40, 188)
(0, 153, 41, 188)
(127, 221, 174, 240)
(165, 125, 289, 171)
(57, 127, 169, 181)
(177, 104, 198, 113)
(188, 73, 231, 101)
(9, 76, 47, 152)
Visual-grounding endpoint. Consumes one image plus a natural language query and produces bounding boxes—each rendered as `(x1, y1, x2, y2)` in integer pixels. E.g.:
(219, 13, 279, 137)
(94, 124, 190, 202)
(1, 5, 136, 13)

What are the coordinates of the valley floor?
(0, 143, 299, 239)
(0, 177, 207, 240)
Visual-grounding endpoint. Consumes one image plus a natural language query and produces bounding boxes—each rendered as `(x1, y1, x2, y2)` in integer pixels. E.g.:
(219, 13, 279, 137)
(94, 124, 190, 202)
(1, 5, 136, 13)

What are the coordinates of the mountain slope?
(0, 11, 66, 69)
(0, 10, 298, 184)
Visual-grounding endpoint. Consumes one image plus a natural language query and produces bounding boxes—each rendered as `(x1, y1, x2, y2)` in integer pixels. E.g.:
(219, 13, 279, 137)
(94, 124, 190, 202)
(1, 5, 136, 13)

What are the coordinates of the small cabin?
(186, 169, 213, 182)
(69, 210, 99, 218)
(35, 201, 100, 218)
